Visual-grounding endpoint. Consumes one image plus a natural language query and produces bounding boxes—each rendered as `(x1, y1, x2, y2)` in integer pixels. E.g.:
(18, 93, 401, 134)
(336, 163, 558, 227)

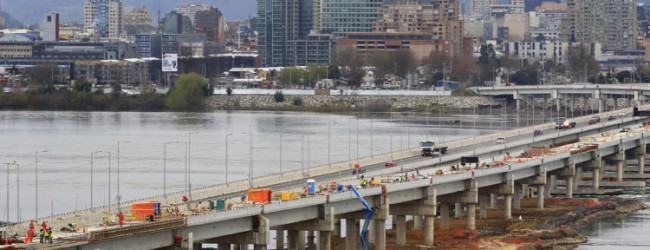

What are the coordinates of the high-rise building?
(470, 0, 497, 19)
(374, 0, 463, 55)
(320, 0, 383, 37)
(257, 0, 334, 66)
(42, 12, 60, 41)
(84, 0, 123, 38)
(177, 3, 213, 25)
(194, 7, 225, 43)
(160, 11, 193, 34)
(124, 6, 153, 35)
(561, 0, 636, 51)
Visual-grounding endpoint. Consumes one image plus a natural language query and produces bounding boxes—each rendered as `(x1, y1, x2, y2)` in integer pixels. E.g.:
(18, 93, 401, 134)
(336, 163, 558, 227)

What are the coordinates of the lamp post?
(163, 141, 183, 197)
(226, 134, 233, 184)
(35, 150, 47, 220)
(187, 131, 199, 200)
(356, 118, 359, 164)
(117, 140, 129, 212)
(370, 119, 374, 156)
(90, 151, 104, 211)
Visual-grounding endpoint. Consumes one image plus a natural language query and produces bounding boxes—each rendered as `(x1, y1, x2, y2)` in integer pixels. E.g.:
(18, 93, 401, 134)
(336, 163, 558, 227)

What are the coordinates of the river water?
(1, 110, 518, 222)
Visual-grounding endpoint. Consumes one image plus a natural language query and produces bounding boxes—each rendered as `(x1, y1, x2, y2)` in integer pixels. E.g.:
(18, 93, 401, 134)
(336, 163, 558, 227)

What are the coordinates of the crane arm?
(348, 185, 373, 250)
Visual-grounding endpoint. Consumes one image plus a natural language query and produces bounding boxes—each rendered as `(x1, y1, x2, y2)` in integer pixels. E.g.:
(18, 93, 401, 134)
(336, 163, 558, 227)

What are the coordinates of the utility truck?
(419, 140, 448, 157)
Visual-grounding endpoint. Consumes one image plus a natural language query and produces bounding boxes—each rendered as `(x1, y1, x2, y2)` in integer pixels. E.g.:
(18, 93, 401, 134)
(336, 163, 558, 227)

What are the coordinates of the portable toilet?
(307, 179, 316, 194)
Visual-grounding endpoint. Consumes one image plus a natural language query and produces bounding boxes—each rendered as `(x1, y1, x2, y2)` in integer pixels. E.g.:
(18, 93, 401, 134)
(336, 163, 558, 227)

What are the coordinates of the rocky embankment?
(207, 95, 499, 111)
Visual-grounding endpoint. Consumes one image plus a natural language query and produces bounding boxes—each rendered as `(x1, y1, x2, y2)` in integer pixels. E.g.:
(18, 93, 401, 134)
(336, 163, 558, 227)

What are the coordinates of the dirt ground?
(330, 197, 640, 250)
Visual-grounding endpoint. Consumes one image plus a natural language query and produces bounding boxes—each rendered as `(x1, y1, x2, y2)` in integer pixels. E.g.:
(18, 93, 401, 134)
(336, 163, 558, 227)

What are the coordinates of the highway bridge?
(473, 84, 650, 112)
(3, 104, 650, 250)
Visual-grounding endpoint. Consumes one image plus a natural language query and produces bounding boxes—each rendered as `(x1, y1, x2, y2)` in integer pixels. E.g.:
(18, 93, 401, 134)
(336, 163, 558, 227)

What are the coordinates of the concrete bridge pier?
(454, 203, 462, 219)
(638, 145, 646, 174)
(394, 215, 406, 245)
(374, 193, 389, 250)
(513, 184, 522, 209)
(297, 231, 306, 250)
(276, 230, 285, 250)
(287, 231, 297, 250)
(499, 180, 515, 220)
(440, 203, 450, 230)
(522, 170, 546, 208)
(479, 195, 488, 219)
(464, 180, 479, 230)
(616, 150, 626, 182)
(413, 215, 423, 230)
(274, 207, 334, 250)
(367, 219, 375, 244)
(344, 219, 358, 250)
(392, 190, 436, 247)
(307, 231, 316, 250)
(593, 156, 602, 190)
(557, 162, 576, 198)
(218, 243, 232, 250)
(490, 193, 497, 209)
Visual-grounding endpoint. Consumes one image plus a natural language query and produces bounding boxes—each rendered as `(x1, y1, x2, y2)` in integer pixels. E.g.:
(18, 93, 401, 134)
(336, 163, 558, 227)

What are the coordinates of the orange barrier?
(248, 189, 272, 204)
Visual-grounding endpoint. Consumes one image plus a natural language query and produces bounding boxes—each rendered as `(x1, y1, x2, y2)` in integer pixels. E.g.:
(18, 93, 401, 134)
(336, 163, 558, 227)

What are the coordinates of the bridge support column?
(597, 98, 604, 113)
(556, 98, 561, 112)
(440, 203, 450, 230)
(345, 219, 358, 250)
(636, 144, 646, 174)
(413, 215, 423, 230)
(297, 231, 306, 250)
(536, 185, 545, 209)
(307, 231, 315, 250)
(333, 219, 341, 237)
(545, 175, 555, 198)
(454, 203, 462, 219)
(276, 230, 285, 250)
(593, 156, 602, 190)
(479, 195, 488, 219)
(238, 245, 248, 250)
(616, 150, 625, 182)
(513, 184, 521, 209)
(395, 215, 406, 245)
(516, 99, 521, 111)
(318, 231, 331, 250)
(464, 180, 479, 231)
(522, 184, 529, 198)
(287, 231, 297, 250)
(490, 193, 497, 209)
(367, 219, 375, 244)
(504, 194, 512, 220)
(218, 243, 232, 250)
(423, 193, 436, 247)
(374, 194, 389, 250)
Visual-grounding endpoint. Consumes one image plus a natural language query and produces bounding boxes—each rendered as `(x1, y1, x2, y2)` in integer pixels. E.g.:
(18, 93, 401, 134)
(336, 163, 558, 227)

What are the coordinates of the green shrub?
(274, 91, 285, 102)
(292, 97, 303, 106)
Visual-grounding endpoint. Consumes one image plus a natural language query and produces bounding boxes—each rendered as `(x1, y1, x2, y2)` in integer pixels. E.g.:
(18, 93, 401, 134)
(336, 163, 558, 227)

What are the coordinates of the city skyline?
(0, 0, 256, 26)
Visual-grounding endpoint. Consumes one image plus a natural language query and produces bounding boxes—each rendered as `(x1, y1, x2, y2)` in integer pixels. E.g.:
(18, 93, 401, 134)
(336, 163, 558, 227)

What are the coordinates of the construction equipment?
(348, 185, 373, 250)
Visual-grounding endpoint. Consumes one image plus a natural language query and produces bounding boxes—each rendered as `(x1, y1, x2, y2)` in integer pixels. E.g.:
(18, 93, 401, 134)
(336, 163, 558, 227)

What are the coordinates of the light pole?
(356, 118, 359, 164)
(187, 131, 198, 200)
(35, 150, 47, 221)
(279, 129, 283, 174)
(4, 162, 17, 231)
(163, 141, 183, 197)
(348, 118, 352, 169)
(248, 125, 256, 188)
(226, 134, 233, 184)
(117, 140, 129, 212)
(90, 151, 104, 211)
(370, 119, 374, 156)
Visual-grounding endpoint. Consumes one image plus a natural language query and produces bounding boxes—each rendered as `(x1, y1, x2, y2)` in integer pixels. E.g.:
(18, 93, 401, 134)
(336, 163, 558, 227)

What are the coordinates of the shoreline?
(329, 197, 648, 250)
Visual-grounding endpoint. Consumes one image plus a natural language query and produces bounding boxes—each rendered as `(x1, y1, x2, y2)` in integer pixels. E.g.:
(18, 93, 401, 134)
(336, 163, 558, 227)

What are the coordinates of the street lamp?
(35, 150, 47, 220)
(4, 161, 17, 236)
(188, 131, 199, 200)
(90, 151, 104, 211)
(117, 140, 130, 212)
(163, 141, 183, 197)
(226, 134, 233, 184)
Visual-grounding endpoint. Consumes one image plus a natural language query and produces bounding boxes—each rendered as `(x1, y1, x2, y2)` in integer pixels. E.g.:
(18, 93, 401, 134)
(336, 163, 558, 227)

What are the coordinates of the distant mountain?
(0, 0, 256, 26)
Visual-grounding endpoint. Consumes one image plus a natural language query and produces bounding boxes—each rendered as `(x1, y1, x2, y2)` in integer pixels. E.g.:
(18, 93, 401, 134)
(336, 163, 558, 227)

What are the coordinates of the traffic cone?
(4, 238, 8, 245)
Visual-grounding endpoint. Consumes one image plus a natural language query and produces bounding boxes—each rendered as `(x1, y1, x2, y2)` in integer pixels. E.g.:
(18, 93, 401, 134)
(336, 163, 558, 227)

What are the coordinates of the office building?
(177, 3, 212, 25)
(84, 0, 123, 38)
(123, 6, 153, 35)
(337, 32, 451, 62)
(561, 0, 637, 51)
(194, 7, 225, 43)
(41, 12, 59, 41)
(374, 0, 463, 55)
(160, 11, 193, 34)
(320, 0, 382, 37)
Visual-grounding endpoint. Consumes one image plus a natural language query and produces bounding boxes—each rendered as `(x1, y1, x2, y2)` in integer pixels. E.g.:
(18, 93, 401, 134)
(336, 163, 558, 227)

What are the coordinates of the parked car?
(607, 115, 617, 121)
(554, 117, 566, 129)
(559, 120, 577, 129)
(534, 129, 544, 136)
(384, 161, 396, 167)
(589, 115, 601, 124)
(496, 137, 508, 144)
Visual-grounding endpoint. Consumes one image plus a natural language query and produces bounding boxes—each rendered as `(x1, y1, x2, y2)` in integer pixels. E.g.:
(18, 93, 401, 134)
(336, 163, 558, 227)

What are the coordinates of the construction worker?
(39, 228, 45, 243)
(46, 228, 53, 244)
(41, 221, 48, 231)
(26, 227, 34, 243)
(118, 212, 124, 227)
(360, 178, 368, 189)
(43, 227, 50, 244)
